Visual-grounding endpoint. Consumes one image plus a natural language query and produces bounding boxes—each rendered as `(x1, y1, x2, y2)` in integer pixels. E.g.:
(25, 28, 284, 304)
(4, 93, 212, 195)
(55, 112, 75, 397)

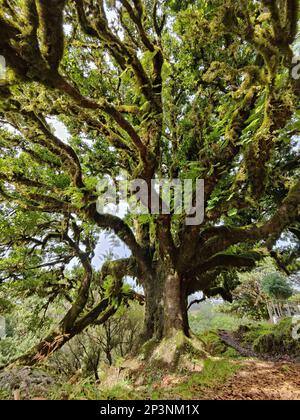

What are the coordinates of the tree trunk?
(164, 270, 190, 337)
(141, 266, 190, 343)
(137, 267, 206, 371)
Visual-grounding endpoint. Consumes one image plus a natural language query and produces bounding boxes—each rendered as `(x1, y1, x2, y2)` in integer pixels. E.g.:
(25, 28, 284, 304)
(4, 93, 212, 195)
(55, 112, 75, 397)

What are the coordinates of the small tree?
(223, 273, 270, 320)
(261, 273, 293, 300)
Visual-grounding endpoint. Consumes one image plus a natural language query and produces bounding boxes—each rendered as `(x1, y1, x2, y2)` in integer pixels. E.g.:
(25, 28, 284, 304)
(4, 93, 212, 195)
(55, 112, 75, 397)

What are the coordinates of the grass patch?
(48, 379, 101, 400)
(155, 359, 241, 400)
(48, 377, 141, 400)
(98, 384, 141, 400)
(199, 331, 227, 356)
(197, 330, 241, 359)
(0, 389, 11, 400)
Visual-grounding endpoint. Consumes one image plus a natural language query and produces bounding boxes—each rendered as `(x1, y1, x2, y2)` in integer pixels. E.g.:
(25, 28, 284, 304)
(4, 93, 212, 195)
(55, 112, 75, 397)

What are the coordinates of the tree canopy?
(0, 0, 299, 364)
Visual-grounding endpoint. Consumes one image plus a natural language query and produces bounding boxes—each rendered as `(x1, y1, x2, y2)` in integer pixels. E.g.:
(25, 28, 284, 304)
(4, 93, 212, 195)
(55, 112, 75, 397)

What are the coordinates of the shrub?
(241, 318, 300, 357)
(261, 273, 293, 300)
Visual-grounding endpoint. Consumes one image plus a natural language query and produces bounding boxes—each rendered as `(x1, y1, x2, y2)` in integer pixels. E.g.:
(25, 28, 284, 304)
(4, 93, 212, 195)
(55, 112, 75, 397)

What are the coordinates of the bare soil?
(202, 360, 300, 400)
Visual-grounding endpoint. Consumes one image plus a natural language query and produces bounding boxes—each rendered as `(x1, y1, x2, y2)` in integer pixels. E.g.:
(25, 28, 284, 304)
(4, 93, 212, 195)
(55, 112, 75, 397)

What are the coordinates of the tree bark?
(140, 273, 164, 342)
(141, 266, 190, 343)
(164, 270, 190, 337)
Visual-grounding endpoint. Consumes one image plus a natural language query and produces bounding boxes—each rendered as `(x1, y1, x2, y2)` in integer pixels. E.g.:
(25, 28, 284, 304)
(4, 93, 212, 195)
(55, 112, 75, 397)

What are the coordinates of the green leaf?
(228, 208, 238, 217)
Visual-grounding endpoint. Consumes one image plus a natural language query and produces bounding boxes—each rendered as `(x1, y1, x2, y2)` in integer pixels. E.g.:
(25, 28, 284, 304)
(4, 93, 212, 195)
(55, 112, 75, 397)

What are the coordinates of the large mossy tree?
(0, 0, 300, 365)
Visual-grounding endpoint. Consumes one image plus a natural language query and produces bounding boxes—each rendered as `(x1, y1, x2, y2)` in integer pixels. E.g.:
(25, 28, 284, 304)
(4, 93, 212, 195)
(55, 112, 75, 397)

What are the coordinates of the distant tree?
(222, 272, 270, 320)
(261, 273, 293, 300)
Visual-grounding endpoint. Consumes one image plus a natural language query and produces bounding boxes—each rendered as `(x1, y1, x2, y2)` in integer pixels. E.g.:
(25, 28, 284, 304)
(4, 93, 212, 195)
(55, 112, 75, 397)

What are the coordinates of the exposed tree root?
(99, 332, 208, 389)
(144, 332, 208, 371)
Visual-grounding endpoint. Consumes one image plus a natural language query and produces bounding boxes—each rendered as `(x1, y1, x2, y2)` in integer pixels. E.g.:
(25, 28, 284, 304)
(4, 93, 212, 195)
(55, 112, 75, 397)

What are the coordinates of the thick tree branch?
(86, 203, 151, 276)
(187, 252, 261, 280)
(196, 180, 300, 264)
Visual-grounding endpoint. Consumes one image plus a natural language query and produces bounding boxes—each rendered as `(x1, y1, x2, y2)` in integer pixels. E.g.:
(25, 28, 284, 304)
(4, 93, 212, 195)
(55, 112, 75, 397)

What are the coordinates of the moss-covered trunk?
(138, 267, 206, 370)
(141, 266, 190, 343)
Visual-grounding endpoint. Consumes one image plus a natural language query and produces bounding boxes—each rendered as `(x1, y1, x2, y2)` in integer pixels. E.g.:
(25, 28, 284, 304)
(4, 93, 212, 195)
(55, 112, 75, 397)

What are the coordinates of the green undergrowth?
(240, 318, 300, 357)
(48, 379, 141, 401)
(0, 390, 10, 400)
(46, 357, 241, 400)
(138, 358, 241, 400)
(168, 359, 241, 399)
(198, 331, 241, 358)
(16, 318, 299, 400)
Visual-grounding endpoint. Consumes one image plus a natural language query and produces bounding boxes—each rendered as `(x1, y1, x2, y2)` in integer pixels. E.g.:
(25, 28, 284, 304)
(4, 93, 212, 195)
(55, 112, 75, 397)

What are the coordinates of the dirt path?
(203, 360, 300, 400)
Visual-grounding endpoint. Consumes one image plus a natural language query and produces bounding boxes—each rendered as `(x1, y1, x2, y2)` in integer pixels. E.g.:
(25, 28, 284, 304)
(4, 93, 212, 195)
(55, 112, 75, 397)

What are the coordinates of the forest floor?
(198, 328, 300, 400)
(2, 313, 300, 400)
(131, 357, 300, 401)
(201, 359, 300, 400)
(117, 325, 300, 401)
(1, 350, 300, 401)
(4, 357, 299, 400)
